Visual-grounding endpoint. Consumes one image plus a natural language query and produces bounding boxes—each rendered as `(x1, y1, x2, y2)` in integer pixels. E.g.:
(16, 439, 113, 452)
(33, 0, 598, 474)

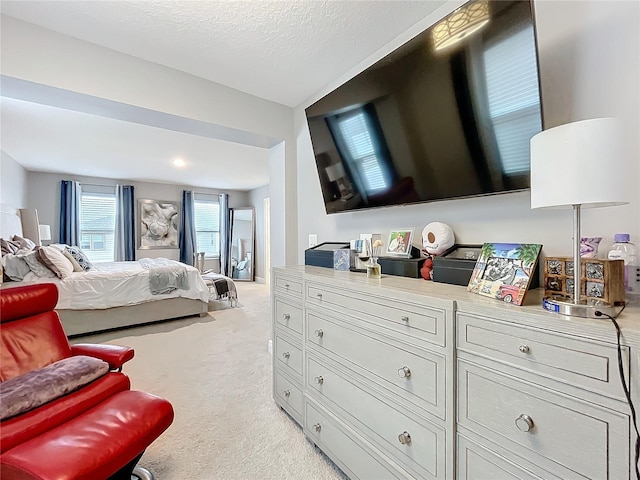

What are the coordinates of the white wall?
(294, 1, 640, 264)
(1, 150, 28, 208)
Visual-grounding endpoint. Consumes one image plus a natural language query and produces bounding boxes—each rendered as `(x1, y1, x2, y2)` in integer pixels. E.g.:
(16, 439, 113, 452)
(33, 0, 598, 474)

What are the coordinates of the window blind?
(194, 200, 220, 257)
(80, 192, 116, 262)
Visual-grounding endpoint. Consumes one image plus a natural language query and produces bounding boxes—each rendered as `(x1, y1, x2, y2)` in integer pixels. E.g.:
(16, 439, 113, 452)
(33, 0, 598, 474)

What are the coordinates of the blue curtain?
(59, 180, 80, 245)
(179, 190, 197, 265)
(219, 193, 231, 276)
(114, 185, 136, 261)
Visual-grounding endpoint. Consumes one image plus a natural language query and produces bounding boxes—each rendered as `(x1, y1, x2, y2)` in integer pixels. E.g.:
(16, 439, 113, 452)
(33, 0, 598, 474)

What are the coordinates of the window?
(194, 199, 220, 257)
(79, 189, 116, 263)
(483, 24, 542, 175)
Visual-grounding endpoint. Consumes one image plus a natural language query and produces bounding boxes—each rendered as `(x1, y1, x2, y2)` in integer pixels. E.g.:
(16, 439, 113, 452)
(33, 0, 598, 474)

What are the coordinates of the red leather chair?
(0, 283, 174, 480)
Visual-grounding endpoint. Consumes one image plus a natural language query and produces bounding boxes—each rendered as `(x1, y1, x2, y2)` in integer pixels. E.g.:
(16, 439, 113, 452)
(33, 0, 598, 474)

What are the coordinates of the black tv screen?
(306, 0, 543, 214)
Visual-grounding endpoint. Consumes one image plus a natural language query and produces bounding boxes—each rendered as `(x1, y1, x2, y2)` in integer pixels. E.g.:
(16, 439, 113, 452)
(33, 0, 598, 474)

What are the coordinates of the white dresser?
(271, 265, 640, 480)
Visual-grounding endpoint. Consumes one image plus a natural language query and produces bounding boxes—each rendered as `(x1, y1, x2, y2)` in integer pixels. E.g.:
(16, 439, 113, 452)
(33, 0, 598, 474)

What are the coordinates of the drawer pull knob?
(313, 423, 322, 432)
(398, 366, 412, 378)
(285, 284, 290, 289)
(515, 414, 534, 432)
(518, 345, 530, 354)
(314, 376, 324, 385)
(316, 293, 323, 300)
(282, 352, 291, 359)
(283, 389, 291, 397)
(314, 329, 324, 338)
(283, 313, 290, 321)
(401, 315, 409, 322)
(398, 431, 412, 445)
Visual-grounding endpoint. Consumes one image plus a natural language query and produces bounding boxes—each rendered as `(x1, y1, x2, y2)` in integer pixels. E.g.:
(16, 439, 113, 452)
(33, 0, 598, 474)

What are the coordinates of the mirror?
(230, 207, 255, 281)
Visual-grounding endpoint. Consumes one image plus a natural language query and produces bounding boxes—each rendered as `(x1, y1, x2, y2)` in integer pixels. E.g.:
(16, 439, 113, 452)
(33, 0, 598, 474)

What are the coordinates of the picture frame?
(467, 242, 542, 306)
(138, 199, 180, 249)
(385, 229, 414, 257)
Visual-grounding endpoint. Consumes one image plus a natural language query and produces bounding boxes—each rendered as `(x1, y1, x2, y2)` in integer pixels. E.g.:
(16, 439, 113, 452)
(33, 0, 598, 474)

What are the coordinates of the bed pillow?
(2, 254, 31, 281)
(1, 238, 21, 255)
(12, 235, 36, 250)
(37, 246, 74, 279)
(22, 250, 57, 278)
(62, 249, 84, 272)
(64, 246, 92, 271)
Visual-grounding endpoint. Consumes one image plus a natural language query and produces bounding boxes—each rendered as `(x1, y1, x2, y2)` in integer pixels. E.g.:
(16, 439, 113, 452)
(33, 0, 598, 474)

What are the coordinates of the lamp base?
(542, 296, 621, 319)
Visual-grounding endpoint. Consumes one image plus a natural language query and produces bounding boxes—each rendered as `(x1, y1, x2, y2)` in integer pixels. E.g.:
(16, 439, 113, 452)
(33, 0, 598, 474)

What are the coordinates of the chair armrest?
(71, 344, 135, 370)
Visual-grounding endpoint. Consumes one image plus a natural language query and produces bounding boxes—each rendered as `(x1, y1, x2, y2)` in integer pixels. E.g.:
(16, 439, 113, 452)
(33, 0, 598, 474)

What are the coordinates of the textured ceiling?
(0, 0, 447, 189)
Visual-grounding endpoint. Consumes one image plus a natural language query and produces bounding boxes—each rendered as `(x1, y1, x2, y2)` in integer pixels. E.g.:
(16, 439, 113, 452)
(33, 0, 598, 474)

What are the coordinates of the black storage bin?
(305, 242, 350, 268)
(432, 245, 482, 286)
(378, 257, 426, 279)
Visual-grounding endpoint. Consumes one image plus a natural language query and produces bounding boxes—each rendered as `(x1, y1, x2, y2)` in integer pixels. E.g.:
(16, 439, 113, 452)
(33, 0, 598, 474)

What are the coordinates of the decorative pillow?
(62, 249, 84, 272)
(0, 355, 109, 420)
(21, 250, 57, 278)
(37, 246, 74, 279)
(11, 235, 36, 250)
(1, 238, 21, 255)
(2, 254, 31, 281)
(64, 246, 92, 271)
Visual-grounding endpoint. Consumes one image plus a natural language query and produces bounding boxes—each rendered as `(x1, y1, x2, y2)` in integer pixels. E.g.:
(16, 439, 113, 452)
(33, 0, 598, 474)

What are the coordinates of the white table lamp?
(38, 224, 52, 245)
(530, 118, 629, 317)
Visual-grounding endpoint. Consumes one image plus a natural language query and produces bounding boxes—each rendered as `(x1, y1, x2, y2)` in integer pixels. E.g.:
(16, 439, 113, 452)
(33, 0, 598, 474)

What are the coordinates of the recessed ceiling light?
(172, 158, 186, 167)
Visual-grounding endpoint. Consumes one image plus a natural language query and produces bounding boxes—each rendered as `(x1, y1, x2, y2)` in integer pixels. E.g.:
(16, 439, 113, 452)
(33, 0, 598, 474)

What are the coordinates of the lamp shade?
(530, 118, 629, 210)
(38, 224, 51, 241)
(325, 163, 345, 182)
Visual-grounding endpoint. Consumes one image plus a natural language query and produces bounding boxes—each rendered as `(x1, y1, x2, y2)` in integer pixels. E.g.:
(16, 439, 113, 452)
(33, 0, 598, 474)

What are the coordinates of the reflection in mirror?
(230, 207, 255, 281)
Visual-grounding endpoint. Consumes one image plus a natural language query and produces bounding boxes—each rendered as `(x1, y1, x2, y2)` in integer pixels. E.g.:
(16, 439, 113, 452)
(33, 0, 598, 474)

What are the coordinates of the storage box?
(305, 242, 350, 268)
(378, 257, 426, 279)
(432, 245, 482, 286)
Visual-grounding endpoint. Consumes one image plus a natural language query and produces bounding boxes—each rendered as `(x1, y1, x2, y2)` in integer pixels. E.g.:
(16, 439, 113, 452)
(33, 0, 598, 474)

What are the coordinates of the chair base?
(132, 466, 154, 480)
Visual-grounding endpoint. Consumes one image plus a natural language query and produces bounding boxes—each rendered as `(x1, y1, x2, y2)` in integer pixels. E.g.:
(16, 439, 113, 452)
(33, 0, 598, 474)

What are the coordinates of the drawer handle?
(316, 293, 323, 300)
(282, 352, 291, 359)
(518, 345, 530, 354)
(398, 366, 411, 378)
(313, 423, 322, 433)
(283, 313, 290, 321)
(314, 329, 324, 338)
(515, 414, 534, 432)
(314, 376, 324, 385)
(283, 389, 291, 397)
(401, 315, 409, 322)
(398, 431, 412, 445)
(285, 283, 290, 289)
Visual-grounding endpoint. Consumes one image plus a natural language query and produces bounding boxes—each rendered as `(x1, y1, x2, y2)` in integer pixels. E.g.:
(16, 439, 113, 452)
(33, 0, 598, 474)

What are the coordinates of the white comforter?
(23, 259, 210, 310)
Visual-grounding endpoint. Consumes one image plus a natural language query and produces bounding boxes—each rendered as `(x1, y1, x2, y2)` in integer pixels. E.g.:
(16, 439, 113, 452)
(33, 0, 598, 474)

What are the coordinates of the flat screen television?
(306, 0, 543, 214)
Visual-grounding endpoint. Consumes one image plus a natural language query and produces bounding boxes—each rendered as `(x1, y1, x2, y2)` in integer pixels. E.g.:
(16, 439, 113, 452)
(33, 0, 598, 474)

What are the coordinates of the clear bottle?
(607, 233, 640, 302)
(367, 257, 382, 279)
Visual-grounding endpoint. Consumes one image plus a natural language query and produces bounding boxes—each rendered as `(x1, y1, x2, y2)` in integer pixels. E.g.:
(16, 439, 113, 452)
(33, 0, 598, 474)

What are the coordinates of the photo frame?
(467, 243, 542, 306)
(138, 199, 180, 249)
(385, 229, 414, 257)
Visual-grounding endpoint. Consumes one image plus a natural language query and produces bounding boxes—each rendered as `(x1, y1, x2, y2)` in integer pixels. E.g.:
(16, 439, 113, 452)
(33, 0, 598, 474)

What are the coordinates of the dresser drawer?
(457, 434, 555, 480)
(274, 334, 303, 378)
(458, 360, 630, 480)
(306, 283, 446, 347)
(274, 370, 303, 424)
(307, 355, 445, 479)
(307, 311, 445, 419)
(274, 273, 303, 298)
(275, 299, 303, 336)
(305, 400, 409, 480)
(457, 312, 630, 401)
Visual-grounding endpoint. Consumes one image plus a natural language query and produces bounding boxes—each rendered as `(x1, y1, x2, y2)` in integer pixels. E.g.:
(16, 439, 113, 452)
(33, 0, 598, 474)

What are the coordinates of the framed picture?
(385, 229, 414, 257)
(467, 243, 542, 306)
(138, 199, 180, 249)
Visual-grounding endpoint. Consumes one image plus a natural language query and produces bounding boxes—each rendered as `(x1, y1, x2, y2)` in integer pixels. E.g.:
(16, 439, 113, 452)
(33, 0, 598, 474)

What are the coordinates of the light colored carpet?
(77, 283, 347, 480)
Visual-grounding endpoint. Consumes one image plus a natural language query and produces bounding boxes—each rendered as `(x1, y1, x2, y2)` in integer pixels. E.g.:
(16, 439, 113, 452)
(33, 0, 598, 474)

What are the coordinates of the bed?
(0, 205, 229, 337)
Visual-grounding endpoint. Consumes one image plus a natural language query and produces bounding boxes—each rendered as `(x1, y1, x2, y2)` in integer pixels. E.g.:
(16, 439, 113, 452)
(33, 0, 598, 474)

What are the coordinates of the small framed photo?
(385, 229, 414, 257)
